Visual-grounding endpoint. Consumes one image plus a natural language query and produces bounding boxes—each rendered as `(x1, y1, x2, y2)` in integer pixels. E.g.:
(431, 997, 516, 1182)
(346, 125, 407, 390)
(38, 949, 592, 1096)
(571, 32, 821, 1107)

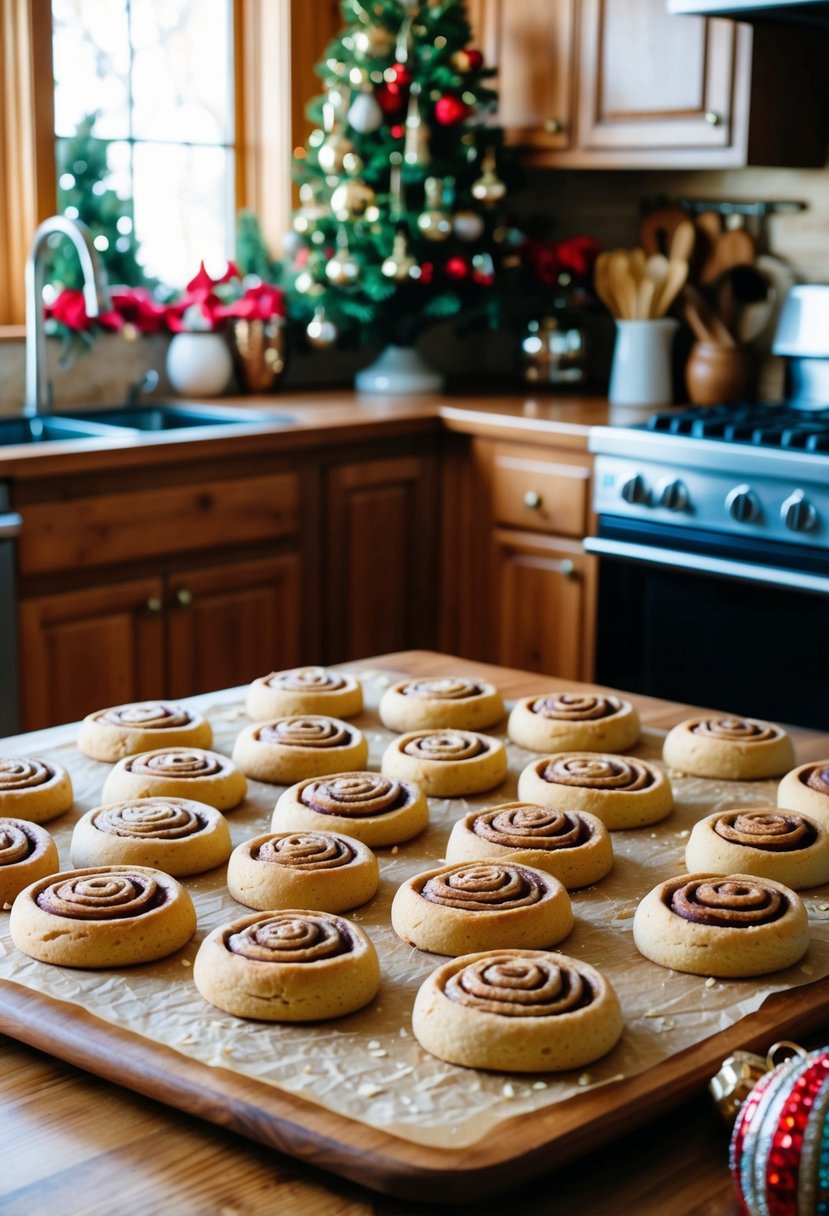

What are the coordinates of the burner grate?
(645, 404, 829, 449)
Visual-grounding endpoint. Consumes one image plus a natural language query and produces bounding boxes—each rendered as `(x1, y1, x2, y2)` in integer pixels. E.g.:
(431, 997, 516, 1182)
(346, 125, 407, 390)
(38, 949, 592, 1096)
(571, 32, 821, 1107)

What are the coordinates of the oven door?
(584, 517, 829, 731)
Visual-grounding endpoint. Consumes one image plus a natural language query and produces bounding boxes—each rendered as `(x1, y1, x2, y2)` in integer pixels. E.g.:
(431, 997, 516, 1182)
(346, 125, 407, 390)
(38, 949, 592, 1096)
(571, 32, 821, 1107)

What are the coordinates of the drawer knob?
(523, 489, 543, 511)
(175, 588, 194, 608)
(559, 558, 577, 580)
(704, 110, 722, 126)
(146, 596, 163, 615)
(544, 117, 564, 135)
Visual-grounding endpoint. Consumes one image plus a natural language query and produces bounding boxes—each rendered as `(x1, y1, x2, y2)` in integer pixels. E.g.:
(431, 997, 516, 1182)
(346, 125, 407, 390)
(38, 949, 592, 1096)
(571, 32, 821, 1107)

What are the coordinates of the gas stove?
(589, 402, 829, 551)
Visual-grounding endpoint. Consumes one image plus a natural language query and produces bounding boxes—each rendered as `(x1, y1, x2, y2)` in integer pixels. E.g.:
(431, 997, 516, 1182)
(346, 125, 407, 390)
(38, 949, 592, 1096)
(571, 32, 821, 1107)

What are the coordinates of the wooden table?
(3, 651, 829, 1216)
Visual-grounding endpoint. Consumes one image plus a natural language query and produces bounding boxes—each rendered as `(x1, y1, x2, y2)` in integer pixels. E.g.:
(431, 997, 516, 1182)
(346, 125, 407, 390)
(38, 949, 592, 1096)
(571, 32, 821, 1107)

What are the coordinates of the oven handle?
(0, 511, 22, 539)
(583, 535, 829, 596)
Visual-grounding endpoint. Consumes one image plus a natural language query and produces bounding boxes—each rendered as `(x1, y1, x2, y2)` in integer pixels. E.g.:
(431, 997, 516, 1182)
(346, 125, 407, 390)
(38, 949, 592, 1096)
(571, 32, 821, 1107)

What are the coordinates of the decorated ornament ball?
(434, 94, 470, 126)
(730, 1046, 829, 1215)
(453, 209, 486, 242)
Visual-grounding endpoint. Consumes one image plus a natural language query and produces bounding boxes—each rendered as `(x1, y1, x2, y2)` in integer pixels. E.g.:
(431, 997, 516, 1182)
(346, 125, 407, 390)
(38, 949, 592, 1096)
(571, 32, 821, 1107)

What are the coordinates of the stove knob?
(781, 490, 818, 533)
(657, 478, 689, 511)
(726, 484, 761, 524)
(620, 474, 648, 505)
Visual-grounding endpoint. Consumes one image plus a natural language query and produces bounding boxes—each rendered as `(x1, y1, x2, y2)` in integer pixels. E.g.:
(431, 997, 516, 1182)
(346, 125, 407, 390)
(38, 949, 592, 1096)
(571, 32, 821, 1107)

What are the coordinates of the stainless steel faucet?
(24, 215, 113, 417)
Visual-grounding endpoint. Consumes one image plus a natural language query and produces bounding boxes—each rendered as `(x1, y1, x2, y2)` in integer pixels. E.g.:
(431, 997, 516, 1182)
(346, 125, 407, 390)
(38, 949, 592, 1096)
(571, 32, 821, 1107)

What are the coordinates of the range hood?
(668, 0, 829, 25)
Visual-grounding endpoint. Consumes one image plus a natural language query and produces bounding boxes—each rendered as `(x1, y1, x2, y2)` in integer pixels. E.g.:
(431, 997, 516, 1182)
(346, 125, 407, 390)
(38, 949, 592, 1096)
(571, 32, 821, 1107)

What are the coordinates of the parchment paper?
(3, 669, 829, 1151)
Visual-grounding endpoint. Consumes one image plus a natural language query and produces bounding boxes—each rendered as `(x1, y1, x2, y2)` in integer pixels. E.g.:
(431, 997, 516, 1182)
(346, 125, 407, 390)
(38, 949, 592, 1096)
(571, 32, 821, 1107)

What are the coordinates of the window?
(0, 0, 339, 326)
(53, 0, 236, 285)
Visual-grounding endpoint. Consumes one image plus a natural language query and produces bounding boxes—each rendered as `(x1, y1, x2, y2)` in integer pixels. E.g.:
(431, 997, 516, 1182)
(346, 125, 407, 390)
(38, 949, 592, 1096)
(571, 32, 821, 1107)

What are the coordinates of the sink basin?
(60, 404, 295, 431)
(0, 415, 126, 446)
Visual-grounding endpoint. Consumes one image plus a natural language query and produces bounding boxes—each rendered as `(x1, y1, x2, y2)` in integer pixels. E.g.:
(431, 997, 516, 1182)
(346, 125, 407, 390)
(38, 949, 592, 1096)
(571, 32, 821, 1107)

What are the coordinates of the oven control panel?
(593, 455, 827, 547)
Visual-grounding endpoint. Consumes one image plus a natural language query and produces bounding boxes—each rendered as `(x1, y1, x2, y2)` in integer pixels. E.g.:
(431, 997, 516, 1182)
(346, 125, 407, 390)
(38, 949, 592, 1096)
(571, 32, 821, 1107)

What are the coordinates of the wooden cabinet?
(323, 451, 439, 662)
(440, 435, 597, 682)
(16, 462, 305, 730)
(473, 0, 827, 168)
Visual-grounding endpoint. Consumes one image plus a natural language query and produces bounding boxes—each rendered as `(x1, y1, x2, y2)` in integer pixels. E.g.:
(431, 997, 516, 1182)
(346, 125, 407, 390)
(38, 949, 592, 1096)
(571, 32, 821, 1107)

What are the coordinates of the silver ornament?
(306, 308, 338, 349)
(452, 209, 485, 242)
(347, 90, 384, 134)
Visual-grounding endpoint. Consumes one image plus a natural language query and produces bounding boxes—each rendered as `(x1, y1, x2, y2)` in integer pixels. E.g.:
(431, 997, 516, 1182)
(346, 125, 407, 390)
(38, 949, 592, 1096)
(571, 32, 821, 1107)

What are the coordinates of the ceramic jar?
(685, 342, 756, 406)
(166, 332, 233, 397)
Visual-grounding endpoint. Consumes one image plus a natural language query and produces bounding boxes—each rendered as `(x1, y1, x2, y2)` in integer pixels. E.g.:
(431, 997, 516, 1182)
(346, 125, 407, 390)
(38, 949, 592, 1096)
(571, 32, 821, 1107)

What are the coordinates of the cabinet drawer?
(19, 472, 299, 576)
(491, 448, 590, 537)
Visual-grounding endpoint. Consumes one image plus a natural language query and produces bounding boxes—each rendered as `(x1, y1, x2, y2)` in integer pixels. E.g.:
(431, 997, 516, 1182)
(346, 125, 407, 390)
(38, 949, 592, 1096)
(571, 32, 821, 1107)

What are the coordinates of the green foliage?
(284, 0, 509, 348)
(50, 113, 151, 291)
(235, 210, 281, 282)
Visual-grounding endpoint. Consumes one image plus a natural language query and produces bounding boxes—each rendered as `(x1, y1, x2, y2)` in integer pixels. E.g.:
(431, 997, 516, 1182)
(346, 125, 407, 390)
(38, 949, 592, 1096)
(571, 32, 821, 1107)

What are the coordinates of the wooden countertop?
(0, 390, 615, 479)
(4, 650, 829, 1216)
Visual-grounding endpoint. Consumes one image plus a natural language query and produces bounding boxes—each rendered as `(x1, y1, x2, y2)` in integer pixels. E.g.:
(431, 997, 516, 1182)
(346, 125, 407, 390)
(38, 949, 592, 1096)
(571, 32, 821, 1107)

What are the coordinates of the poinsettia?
(46, 289, 123, 332)
(214, 282, 285, 322)
(165, 262, 285, 330)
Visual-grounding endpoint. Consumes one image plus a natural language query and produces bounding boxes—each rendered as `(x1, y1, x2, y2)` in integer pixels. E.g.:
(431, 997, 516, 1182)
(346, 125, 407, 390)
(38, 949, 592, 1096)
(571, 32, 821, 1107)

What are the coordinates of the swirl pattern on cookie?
(446, 803, 614, 889)
(685, 808, 829, 889)
(105, 703, 194, 729)
(633, 872, 809, 976)
(509, 692, 640, 753)
(228, 830, 378, 912)
(233, 717, 367, 785)
(101, 748, 246, 811)
(778, 762, 829, 831)
(246, 667, 362, 720)
(517, 752, 671, 830)
(379, 676, 504, 732)
(193, 909, 380, 1020)
(412, 949, 623, 1071)
(392, 860, 572, 956)
(0, 757, 73, 823)
(256, 717, 354, 748)
(0, 818, 59, 904)
(71, 797, 232, 876)
(10, 865, 196, 967)
(663, 715, 794, 779)
(78, 702, 212, 762)
(382, 730, 507, 797)
(273, 771, 428, 847)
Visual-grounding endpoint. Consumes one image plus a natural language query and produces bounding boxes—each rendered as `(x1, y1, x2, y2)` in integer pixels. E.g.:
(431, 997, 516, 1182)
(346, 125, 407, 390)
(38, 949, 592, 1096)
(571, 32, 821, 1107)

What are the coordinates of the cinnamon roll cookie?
(246, 666, 362, 721)
(778, 762, 829, 829)
(391, 861, 573, 956)
(662, 716, 794, 780)
(685, 808, 829, 889)
(382, 730, 507, 798)
(508, 692, 640, 754)
(0, 819, 59, 906)
(227, 831, 378, 913)
(273, 772, 428, 847)
(193, 909, 380, 1021)
(101, 748, 246, 811)
(71, 798, 232, 877)
(517, 753, 672, 829)
(446, 804, 613, 889)
(232, 717, 367, 785)
(0, 757, 73, 823)
(10, 865, 197, 967)
(77, 701, 212, 763)
(633, 873, 809, 977)
(379, 677, 505, 733)
(412, 949, 623, 1072)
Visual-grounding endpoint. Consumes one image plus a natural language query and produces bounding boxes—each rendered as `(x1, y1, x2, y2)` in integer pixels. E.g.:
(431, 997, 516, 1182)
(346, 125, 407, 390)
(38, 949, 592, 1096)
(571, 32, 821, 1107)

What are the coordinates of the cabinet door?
(492, 530, 595, 681)
(165, 554, 302, 699)
(473, 0, 576, 150)
(577, 0, 748, 158)
(19, 577, 165, 730)
(325, 455, 438, 661)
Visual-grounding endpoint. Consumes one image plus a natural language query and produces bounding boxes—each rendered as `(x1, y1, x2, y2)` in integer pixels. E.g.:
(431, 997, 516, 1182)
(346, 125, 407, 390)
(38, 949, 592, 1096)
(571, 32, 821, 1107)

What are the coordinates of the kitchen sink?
(59, 404, 296, 431)
(0, 415, 128, 446)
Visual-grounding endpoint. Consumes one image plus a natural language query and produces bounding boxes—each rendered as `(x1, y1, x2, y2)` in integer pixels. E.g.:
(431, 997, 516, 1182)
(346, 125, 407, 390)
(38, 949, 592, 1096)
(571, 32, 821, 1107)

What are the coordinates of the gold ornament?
(471, 147, 507, 206)
(317, 130, 355, 175)
(306, 307, 338, 350)
(404, 83, 430, 167)
(326, 247, 361, 286)
(451, 50, 471, 72)
(330, 178, 376, 221)
(417, 176, 452, 242)
(353, 26, 395, 59)
(381, 231, 417, 281)
(294, 270, 324, 297)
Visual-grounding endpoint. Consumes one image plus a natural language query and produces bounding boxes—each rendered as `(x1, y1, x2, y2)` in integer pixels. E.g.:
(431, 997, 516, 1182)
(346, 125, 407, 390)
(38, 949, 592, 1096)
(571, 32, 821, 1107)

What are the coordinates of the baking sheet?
(2, 668, 829, 1151)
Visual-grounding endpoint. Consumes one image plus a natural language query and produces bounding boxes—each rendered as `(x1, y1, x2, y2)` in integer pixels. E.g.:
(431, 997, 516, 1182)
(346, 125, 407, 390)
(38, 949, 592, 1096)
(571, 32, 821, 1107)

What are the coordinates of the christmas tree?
(284, 0, 508, 352)
(50, 113, 151, 291)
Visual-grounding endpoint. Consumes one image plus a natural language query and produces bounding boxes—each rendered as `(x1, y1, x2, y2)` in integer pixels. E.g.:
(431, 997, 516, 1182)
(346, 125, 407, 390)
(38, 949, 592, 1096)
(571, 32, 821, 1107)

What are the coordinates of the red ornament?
(465, 48, 484, 69)
(445, 255, 469, 281)
(472, 268, 495, 286)
(418, 262, 435, 285)
(434, 94, 470, 126)
(375, 83, 406, 116)
(389, 62, 412, 87)
(390, 123, 405, 139)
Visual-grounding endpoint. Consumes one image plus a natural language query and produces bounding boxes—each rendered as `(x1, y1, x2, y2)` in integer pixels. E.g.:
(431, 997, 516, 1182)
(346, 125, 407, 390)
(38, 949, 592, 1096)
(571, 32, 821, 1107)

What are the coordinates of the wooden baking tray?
(3, 651, 829, 1201)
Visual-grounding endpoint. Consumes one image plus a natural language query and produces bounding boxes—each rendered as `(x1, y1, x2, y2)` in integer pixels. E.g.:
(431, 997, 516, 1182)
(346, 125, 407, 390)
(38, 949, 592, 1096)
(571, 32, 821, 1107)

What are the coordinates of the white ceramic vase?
(608, 318, 678, 409)
(355, 344, 444, 395)
(166, 331, 233, 397)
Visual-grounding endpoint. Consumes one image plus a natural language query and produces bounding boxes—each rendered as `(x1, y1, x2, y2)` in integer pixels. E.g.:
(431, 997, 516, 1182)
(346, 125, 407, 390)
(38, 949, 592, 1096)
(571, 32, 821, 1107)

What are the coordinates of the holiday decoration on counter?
(711, 1041, 829, 1216)
(283, 0, 507, 392)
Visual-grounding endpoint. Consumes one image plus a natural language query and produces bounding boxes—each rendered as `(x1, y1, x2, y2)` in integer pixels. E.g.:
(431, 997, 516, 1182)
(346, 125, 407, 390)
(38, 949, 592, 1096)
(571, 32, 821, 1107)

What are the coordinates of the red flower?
(556, 236, 602, 279)
(215, 283, 285, 322)
(47, 289, 124, 332)
(524, 239, 561, 286)
(110, 287, 167, 334)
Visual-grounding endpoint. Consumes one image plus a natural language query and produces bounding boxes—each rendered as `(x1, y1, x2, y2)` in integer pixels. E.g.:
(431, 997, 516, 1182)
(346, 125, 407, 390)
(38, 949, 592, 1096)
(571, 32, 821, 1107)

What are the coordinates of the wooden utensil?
(607, 250, 638, 319)
(669, 220, 695, 266)
(640, 205, 689, 258)
(699, 228, 756, 286)
(683, 284, 736, 347)
(653, 257, 689, 317)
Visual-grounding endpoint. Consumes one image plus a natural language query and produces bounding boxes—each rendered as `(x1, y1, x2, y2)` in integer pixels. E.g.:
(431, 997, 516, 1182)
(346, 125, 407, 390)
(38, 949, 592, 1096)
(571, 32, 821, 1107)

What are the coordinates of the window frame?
(0, 0, 339, 329)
